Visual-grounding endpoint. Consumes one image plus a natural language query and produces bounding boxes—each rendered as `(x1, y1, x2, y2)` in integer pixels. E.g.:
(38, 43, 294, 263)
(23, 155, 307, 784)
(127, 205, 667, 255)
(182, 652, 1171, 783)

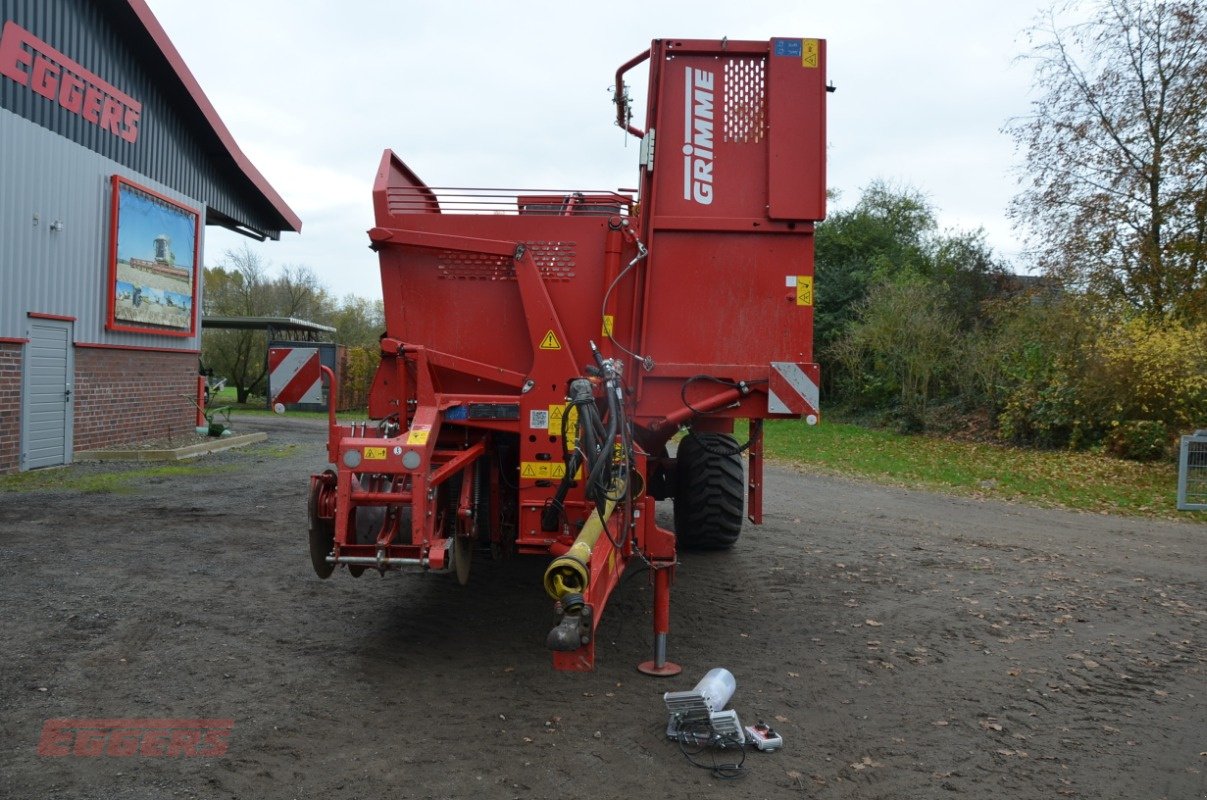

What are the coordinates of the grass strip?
(761, 419, 1205, 522)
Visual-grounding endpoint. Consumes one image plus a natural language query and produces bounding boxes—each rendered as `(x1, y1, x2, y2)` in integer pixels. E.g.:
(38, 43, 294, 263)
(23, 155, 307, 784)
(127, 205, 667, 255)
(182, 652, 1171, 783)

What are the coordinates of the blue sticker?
(774, 39, 802, 57)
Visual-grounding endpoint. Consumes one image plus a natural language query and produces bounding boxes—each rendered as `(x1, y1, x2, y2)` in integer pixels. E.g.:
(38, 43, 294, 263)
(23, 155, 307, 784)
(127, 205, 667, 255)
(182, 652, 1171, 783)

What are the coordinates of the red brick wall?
(0, 344, 22, 474)
(73, 347, 199, 452)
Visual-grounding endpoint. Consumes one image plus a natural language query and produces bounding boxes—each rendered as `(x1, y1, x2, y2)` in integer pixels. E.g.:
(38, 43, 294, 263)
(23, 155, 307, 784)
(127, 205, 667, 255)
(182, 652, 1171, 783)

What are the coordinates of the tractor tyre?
(673, 433, 744, 550)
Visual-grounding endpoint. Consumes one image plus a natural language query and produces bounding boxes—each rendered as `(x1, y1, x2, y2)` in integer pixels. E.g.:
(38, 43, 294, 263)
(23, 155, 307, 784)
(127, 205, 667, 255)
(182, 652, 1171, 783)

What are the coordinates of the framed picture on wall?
(106, 175, 200, 337)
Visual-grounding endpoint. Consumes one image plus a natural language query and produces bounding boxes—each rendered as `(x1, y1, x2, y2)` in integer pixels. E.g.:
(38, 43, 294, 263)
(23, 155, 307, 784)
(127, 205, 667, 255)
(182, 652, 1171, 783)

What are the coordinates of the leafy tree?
(329, 295, 385, 350)
(1007, 0, 1207, 319)
(814, 182, 935, 358)
(815, 182, 1009, 409)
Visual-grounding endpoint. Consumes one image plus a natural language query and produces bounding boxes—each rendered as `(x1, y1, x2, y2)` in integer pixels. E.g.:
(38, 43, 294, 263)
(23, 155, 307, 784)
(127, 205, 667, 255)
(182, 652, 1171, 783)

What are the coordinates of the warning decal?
(802, 39, 819, 68)
(363, 447, 387, 460)
(796, 275, 814, 306)
(406, 425, 431, 445)
(521, 462, 550, 479)
(521, 461, 582, 481)
(601, 315, 614, 338)
(549, 404, 579, 446)
(539, 330, 562, 350)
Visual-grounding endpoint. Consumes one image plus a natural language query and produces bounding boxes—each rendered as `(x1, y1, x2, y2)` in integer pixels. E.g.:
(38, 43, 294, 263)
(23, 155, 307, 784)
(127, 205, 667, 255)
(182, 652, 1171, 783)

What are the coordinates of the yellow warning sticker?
(406, 426, 430, 445)
(601, 315, 614, 338)
(520, 461, 551, 479)
(539, 330, 562, 350)
(796, 275, 814, 306)
(363, 446, 387, 460)
(802, 38, 819, 68)
(549, 404, 579, 446)
(520, 461, 582, 481)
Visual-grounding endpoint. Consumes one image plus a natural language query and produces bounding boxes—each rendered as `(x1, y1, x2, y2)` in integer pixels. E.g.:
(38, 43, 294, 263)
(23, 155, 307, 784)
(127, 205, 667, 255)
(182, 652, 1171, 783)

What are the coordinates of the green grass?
(208, 386, 366, 420)
(760, 419, 1206, 522)
(247, 442, 303, 459)
(0, 462, 231, 494)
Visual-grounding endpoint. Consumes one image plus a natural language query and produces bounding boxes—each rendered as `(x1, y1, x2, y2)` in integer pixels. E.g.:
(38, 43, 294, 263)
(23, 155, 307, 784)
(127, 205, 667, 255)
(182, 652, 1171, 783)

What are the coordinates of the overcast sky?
(145, 0, 1061, 298)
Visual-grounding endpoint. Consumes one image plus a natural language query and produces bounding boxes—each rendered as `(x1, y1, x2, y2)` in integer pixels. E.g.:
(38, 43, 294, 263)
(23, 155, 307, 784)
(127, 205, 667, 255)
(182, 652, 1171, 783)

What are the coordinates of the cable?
(674, 719, 748, 779)
(678, 375, 771, 456)
(680, 374, 767, 416)
(600, 242, 652, 369)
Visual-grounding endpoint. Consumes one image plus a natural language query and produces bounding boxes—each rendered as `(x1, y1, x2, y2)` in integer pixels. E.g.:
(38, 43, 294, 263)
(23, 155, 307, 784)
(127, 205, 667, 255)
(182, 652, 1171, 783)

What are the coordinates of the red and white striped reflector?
(767, 362, 820, 416)
(268, 346, 323, 405)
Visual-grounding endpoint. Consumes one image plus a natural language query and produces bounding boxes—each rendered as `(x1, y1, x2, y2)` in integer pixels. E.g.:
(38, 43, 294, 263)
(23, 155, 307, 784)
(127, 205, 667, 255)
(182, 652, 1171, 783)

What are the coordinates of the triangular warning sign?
(521, 463, 537, 478)
(549, 404, 564, 421)
(539, 330, 562, 350)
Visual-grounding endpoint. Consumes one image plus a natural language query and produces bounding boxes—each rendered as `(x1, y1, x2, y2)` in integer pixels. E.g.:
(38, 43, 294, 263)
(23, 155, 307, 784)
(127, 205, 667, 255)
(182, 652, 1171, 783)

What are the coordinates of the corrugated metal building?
(0, 0, 300, 472)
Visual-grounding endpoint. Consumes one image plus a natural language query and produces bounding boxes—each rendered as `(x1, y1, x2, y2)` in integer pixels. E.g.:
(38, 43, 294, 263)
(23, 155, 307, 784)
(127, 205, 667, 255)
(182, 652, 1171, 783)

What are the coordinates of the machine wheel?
(308, 471, 336, 578)
(453, 534, 472, 585)
(673, 433, 744, 550)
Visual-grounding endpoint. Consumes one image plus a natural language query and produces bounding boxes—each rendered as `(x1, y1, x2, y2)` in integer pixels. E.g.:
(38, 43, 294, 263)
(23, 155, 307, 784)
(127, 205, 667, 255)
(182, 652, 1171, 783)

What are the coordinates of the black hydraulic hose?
(586, 379, 620, 513)
(542, 379, 595, 531)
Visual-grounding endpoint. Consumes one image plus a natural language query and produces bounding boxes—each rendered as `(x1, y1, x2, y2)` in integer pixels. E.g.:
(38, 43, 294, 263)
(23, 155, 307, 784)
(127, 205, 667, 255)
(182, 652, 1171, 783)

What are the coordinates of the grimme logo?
(682, 66, 716, 205)
(38, 718, 233, 757)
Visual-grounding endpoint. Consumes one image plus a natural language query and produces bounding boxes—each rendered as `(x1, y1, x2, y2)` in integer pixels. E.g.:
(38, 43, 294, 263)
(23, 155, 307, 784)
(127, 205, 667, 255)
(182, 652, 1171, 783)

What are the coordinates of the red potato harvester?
(308, 37, 829, 673)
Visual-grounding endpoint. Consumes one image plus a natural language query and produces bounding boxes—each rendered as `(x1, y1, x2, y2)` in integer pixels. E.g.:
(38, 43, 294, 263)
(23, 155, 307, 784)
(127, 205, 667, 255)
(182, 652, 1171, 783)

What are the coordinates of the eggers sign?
(0, 20, 142, 143)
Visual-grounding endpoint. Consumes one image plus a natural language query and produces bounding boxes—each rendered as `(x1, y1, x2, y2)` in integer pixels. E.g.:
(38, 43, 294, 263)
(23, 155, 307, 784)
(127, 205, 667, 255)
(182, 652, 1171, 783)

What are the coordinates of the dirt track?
(1, 416, 1203, 800)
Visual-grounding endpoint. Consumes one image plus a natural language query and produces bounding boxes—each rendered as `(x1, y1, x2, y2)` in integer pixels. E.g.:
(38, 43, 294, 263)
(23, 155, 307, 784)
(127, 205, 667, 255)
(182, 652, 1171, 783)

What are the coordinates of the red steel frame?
(309, 37, 828, 673)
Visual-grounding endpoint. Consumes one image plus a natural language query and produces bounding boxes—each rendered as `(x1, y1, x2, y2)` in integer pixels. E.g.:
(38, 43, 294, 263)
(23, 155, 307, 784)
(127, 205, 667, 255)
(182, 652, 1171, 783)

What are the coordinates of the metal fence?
(1177, 431, 1207, 511)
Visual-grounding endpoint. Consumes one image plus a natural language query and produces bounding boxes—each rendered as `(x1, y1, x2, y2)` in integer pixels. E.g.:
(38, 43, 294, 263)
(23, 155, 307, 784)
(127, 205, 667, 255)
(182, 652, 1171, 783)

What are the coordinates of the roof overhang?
(125, 0, 303, 236)
(202, 316, 336, 334)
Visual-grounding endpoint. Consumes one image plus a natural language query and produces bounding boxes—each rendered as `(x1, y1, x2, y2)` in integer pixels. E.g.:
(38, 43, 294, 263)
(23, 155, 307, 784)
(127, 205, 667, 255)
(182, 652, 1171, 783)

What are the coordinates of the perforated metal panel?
(436, 241, 576, 281)
(1177, 432, 1207, 511)
(723, 57, 766, 143)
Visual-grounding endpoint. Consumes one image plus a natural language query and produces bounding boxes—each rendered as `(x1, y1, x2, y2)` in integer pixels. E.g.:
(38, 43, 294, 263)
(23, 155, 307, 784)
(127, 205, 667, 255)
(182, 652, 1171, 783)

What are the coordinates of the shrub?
(1103, 420, 1170, 461)
(831, 275, 959, 421)
(990, 297, 1207, 448)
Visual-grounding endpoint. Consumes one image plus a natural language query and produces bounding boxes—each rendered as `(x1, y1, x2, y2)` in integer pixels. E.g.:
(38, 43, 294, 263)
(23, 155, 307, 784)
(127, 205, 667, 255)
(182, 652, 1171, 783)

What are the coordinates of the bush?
(1103, 420, 1170, 461)
(831, 276, 959, 421)
(990, 298, 1207, 448)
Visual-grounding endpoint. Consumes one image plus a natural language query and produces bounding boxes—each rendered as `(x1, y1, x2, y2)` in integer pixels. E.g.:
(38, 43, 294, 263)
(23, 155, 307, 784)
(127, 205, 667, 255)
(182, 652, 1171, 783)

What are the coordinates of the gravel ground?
(0, 415, 1202, 800)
